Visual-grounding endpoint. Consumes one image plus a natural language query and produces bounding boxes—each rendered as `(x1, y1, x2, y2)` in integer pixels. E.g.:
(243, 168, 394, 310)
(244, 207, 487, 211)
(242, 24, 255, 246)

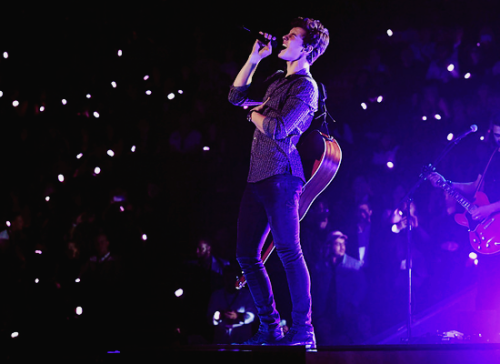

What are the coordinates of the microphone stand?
(398, 131, 472, 343)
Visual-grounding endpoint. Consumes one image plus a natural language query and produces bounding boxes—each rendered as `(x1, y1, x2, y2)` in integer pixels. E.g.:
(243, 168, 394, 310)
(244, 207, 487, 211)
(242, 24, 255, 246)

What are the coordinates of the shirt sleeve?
(262, 78, 317, 140)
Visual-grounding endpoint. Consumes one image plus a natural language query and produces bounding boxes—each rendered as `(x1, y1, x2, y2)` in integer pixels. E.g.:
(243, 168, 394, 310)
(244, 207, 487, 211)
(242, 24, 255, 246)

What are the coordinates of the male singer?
(228, 17, 329, 347)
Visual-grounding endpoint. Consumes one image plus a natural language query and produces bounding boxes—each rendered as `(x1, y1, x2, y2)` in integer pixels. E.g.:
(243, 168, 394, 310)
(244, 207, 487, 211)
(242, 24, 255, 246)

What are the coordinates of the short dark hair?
(291, 17, 329, 65)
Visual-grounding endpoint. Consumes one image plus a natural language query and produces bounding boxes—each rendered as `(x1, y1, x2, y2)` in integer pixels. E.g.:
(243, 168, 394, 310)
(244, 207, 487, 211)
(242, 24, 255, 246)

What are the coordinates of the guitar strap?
(475, 147, 499, 195)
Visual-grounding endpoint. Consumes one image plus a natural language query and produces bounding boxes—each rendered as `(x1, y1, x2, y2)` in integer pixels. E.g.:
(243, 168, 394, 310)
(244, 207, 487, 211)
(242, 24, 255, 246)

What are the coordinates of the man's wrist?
(247, 110, 257, 122)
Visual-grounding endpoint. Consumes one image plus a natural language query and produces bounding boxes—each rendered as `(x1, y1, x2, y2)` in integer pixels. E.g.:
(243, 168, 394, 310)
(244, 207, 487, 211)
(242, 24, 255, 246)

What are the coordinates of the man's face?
(492, 125, 500, 147)
(332, 237, 346, 257)
(278, 27, 307, 62)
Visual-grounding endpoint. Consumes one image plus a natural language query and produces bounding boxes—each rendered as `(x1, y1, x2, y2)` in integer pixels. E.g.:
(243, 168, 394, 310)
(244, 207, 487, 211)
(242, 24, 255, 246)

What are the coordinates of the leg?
(236, 183, 281, 337)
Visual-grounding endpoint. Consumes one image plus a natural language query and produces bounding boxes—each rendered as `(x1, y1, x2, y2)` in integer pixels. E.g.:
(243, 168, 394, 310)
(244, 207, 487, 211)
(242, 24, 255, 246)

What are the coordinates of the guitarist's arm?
(429, 172, 500, 221)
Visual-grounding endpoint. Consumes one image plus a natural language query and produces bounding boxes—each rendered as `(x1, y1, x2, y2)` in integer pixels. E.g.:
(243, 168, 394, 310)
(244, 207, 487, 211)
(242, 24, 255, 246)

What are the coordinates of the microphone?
(240, 26, 278, 48)
(453, 124, 478, 142)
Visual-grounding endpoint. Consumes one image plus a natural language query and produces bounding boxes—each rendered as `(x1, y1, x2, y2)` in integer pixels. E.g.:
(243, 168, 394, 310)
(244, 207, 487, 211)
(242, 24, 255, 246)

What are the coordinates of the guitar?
(431, 176, 500, 255)
(235, 130, 342, 289)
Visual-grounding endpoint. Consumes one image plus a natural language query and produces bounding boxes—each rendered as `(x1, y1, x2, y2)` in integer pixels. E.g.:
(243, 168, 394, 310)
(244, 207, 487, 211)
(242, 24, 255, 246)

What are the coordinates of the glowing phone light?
(203, 146, 210, 151)
(377, 95, 383, 103)
(175, 288, 184, 297)
(143, 75, 149, 80)
(387, 29, 393, 37)
(45, 196, 50, 202)
(6, 221, 10, 227)
(62, 99, 67, 105)
(76, 306, 83, 315)
(391, 224, 399, 233)
(118, 50, 123, 57)
(35, 250, 42, 254)
(142, 234, 148, 241)
(447, 133, 454, 141)
(469, 252, 478, 260)
(434, 114, 442, 120)
(480, 136, 485, 141)
(387, 161, 394, 169)
(11, 332, 19, 339)
(3, 52, 8, 59)
(76, 153, 83, 159)
(58, 174, 64, 182)
(464, 73, 471, 79)
(0, 91, 3, 97)
(168, 93, 175, 100)
(447, 64, 455, 72)
(119, 206, 124, 212)
(107, 149, 115, 157)
(361, 102, 367, 110)
(75, 278, 80, 283)
(86, 94, 91, 99)
(131, 145, 136, 152)
(178, 90, 184, 94)
(35, 278, 39, 284)
(39, 106, 45, 112)
(94, 167, 101, 175)
(474, 259, 479, 266)
(422, 116, 427, 121)
(93, 111, 100, 118)
(111, 81, 117, 88)
(13, 100, 19, 107)
(146, 90, 152, 95)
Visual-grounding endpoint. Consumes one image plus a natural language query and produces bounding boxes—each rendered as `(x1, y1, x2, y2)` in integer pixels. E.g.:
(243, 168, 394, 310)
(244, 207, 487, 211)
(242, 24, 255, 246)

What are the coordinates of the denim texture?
(236, 173, 313, 333)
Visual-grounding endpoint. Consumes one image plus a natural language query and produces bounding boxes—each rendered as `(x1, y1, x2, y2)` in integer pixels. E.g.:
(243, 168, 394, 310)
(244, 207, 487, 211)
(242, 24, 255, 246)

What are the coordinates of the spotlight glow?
(168, 93, 175, 100)
(243, 106, 249, 110)
(119, 206, 124, 212)
(175, 288, 184, 297)
(361, 102, 367, 110)
(387, 29, 393, 37)
(107, 149, 115, 157)
(447, 133, 454, 141)
(13, 100, 19, 107)
(464, 73, 471, 79)
(58, 174, 64, 182)
(469, 252, 478, 260)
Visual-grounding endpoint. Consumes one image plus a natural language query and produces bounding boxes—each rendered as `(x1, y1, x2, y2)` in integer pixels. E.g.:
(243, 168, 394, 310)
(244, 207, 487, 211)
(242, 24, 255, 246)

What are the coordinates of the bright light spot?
(361, 102, 367, 110)
(93, 111, 99, 118)
(474, 259, 479, 266)
(387, 161, 394, 169)
(107, 149, 115, 157)
(35, 278, 39, 284)
(214, 311, 221, 320)
(243, 106, 248, 110)
(143, 75, 149, 80)
(39, 106, 45, 112)
(434, 114, 442, 120)
(0, 91, 3, 98)
(75, 278, 80, 283)
(377, 95, 383, 103)
(3, 52, 8, 59)
(145, 90, 152, 95)
(62, 99, 67, 105)
(58, 174, 65, 182)
(76, 306, 83, 315)
(11, 332, 18, 339)
(131, 145, 136, 152)
(141, 234, 148, 241)
(111, 81, 117, 88)
(107, 351, 121, 354)
(387, 29, 393, 37)
(118, 50, 122, 57)
(398, 210, 403, 216)
(76, 153, 83, 159)
(13, 100, 19, 107)
(447, 133, 454, 141)
(86, 94, 91, 99)
(168, 93, 175, 100)
(447, 64, 455, 72)
(422, 116, 427, 121)
(464, 73, 471, 79)
(391, 224, 399, 233)
(480, 136, 485, 141)
(119, 206, 124, 212)
(6, 221, 11, 227)
(477, 43, 481, 47)
(45, 196, 50, 202)
(35, 250, 42, 255)
(469, 252, 478, 260)
(94, 167, 101, 175)
(175, 288, 184, 297)
(203, 146, 210, 151)
(178, 90, 184, 94)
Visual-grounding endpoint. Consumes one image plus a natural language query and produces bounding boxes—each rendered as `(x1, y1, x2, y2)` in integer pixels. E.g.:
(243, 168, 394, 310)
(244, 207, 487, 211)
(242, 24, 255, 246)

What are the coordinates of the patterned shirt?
(228, 68, 318, 183)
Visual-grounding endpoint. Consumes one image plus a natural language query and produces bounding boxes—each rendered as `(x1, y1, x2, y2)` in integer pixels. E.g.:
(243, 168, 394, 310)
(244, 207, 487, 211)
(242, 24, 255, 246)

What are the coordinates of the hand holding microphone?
(241, 26, 276, 62)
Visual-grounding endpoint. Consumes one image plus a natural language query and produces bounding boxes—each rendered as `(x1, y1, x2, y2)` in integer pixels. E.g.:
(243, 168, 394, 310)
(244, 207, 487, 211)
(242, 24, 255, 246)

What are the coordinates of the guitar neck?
(436, 179, 473, 213)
